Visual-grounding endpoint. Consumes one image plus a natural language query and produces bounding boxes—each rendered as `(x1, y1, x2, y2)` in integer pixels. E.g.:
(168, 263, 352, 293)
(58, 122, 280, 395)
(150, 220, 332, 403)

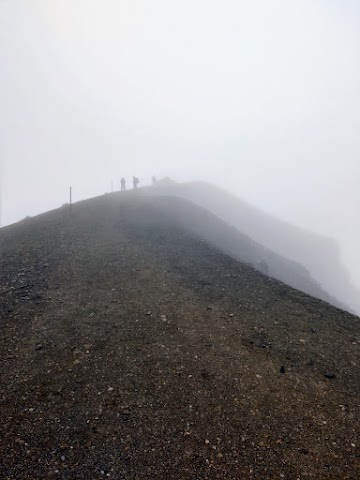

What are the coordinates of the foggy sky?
(1, 0, 360, 289)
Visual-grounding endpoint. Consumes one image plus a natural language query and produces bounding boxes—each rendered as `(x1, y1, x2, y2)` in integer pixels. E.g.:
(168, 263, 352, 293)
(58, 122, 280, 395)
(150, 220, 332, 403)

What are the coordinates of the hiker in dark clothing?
(121, 177, 126, 191)
(133, 176, 140, 189)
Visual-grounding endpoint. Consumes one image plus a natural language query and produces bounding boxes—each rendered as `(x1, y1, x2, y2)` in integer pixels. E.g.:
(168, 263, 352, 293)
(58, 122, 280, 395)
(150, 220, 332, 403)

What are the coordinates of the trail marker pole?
(70, 186, 72, 216)
(0, 163, 3, 228)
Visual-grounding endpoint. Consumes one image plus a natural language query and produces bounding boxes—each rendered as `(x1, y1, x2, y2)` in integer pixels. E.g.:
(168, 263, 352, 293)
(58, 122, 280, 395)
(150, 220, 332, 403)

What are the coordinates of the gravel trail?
(0, 193, 359, 479)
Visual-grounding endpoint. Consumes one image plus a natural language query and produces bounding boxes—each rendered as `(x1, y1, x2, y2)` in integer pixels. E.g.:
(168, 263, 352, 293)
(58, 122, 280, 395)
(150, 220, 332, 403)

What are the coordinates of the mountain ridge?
(1, 191, 359, 478)
(144, 181, 359, 314)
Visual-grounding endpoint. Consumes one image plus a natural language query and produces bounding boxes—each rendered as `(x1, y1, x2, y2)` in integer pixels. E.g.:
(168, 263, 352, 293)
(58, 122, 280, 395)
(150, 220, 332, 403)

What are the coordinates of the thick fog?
(1, 0, 360, 290)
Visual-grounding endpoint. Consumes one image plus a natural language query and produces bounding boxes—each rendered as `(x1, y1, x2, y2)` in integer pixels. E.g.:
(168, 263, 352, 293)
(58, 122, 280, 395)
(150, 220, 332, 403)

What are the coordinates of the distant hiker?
(152, 176, 157, 185)
(121, 177, 126, 192)
(133, 176, 140, 189)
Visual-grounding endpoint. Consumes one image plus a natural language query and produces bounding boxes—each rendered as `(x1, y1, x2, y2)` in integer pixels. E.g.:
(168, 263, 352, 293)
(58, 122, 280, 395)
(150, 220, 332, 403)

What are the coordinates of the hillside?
(148, 181, 360, 315)
(0, 192, 359, 479)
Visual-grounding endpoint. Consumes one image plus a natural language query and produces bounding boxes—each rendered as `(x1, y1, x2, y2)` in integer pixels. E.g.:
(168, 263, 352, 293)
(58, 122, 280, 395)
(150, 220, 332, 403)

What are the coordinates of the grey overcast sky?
(1, 0, 360, 287)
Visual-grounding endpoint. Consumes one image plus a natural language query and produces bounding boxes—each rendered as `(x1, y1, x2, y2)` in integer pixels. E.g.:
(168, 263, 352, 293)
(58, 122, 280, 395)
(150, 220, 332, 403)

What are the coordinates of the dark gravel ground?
(0, 192, 359, 479)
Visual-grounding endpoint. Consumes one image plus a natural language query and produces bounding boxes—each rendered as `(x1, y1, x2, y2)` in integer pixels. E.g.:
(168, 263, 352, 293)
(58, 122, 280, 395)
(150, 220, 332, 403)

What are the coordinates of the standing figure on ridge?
(133, 176, 140, 189)
(121, 177, 126, 191)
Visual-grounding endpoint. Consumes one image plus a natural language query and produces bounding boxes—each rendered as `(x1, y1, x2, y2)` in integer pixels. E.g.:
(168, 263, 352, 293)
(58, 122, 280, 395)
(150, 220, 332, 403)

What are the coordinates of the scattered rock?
(256, 342, 272, 349)
(200, 369, 212, 379)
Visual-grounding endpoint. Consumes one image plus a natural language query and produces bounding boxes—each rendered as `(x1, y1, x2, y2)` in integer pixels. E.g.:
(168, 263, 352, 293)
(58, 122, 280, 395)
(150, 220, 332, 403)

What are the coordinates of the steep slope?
(148, 181, 360, 314)
(0, 192, 359, 480)
(138, 193, 339, 309)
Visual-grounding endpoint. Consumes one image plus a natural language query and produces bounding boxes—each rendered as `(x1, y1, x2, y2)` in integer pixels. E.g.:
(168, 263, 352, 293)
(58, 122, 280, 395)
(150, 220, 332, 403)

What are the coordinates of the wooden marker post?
(70, 186, 72, 216)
